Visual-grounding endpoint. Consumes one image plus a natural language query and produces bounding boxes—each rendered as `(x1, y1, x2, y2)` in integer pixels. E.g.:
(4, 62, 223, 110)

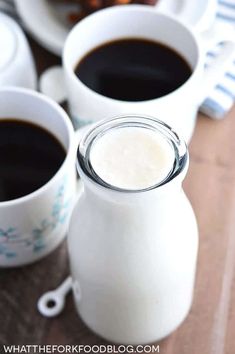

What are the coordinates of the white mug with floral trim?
(0, 87, 77, 267)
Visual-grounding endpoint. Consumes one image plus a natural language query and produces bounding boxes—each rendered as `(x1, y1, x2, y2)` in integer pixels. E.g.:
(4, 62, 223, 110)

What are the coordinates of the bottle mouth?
(77, 115, 188, 193)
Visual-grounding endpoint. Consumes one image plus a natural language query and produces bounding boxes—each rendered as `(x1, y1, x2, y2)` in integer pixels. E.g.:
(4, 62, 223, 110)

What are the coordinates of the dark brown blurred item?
(52, 0, 158, 23)
(80, 0, 157, 13)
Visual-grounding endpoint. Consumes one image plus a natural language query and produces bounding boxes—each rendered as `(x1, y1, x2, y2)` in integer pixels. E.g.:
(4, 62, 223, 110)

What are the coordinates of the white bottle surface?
(90, 127, 175, 190)
(69, 117, 198, 344)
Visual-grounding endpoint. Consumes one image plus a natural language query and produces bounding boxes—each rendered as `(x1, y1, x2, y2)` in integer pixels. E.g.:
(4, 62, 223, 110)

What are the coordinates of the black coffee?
(0, 120, 66, 201)
(75, 38, 192, 101)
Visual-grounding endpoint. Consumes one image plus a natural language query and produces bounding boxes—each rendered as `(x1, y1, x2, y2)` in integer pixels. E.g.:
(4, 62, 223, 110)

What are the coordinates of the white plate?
(15, 0, 217, 56)
(157, 0, 217, 31)
(14, 0, 71, 55)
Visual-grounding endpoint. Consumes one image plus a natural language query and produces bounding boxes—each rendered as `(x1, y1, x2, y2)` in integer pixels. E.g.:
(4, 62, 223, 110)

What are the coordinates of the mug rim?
(63, 4, 202, 105)
(0, 86, 75, 207)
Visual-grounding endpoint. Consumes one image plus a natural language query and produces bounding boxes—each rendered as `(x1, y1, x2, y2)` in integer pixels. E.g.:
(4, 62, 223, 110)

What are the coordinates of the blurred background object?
(13, 0, 217, 55)
(0, 0, 18, 21)
(201, 0, 235, 119)
(0, 11, 37, 89)
(50, 0, 158, 24)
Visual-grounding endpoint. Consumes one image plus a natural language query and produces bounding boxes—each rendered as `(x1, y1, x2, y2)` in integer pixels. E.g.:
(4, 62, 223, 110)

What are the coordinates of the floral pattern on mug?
(0, 176, 72, 259)
(0, 228, 18, 258)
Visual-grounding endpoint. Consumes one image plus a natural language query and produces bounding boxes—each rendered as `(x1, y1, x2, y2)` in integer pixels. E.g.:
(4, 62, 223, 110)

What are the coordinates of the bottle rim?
(77, 115, 188, 193)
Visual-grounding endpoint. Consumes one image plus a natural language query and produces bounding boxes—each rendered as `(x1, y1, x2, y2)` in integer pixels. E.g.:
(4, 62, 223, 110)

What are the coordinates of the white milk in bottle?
(68, 115, 198, 344)
(89, 127, 175, 190)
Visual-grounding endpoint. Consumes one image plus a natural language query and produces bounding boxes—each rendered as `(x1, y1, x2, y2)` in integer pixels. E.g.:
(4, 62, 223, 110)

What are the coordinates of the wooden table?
(0, 36, 235, 354)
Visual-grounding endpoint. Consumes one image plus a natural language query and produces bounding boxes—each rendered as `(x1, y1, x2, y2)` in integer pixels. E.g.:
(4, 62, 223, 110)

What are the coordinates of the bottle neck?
(84, 177, 183, 207)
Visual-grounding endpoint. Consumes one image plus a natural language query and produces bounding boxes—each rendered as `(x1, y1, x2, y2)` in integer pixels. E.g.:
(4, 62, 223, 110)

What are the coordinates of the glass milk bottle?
(68, 115, 198, 344)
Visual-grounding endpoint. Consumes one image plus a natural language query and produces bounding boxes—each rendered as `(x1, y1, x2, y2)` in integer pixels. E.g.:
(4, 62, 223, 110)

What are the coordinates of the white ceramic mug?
(0, 13, 37, 89)
(0, 87, 77, 267)
(62, 5, 235, 142)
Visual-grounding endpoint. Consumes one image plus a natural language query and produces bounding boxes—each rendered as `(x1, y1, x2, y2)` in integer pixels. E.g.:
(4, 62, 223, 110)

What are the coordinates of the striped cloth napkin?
(200, 0, 235, 119)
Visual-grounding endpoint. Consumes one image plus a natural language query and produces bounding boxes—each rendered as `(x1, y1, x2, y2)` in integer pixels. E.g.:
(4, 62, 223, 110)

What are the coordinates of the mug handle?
(39, 66, 67, 105)
(197, 22, 235, 105)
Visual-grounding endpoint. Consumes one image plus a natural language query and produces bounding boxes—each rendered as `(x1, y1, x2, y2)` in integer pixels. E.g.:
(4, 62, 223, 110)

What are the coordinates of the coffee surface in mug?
(75, 38, 192, 101)
(0, 120, 66, 201)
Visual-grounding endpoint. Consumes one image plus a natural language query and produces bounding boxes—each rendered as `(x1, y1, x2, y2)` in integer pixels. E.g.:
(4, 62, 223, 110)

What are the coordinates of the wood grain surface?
(0, 36, 235, 354)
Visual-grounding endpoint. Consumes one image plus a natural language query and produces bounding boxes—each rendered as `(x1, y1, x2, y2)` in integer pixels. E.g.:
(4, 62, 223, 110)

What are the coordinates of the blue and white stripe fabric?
(201, 0, 235, 119)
